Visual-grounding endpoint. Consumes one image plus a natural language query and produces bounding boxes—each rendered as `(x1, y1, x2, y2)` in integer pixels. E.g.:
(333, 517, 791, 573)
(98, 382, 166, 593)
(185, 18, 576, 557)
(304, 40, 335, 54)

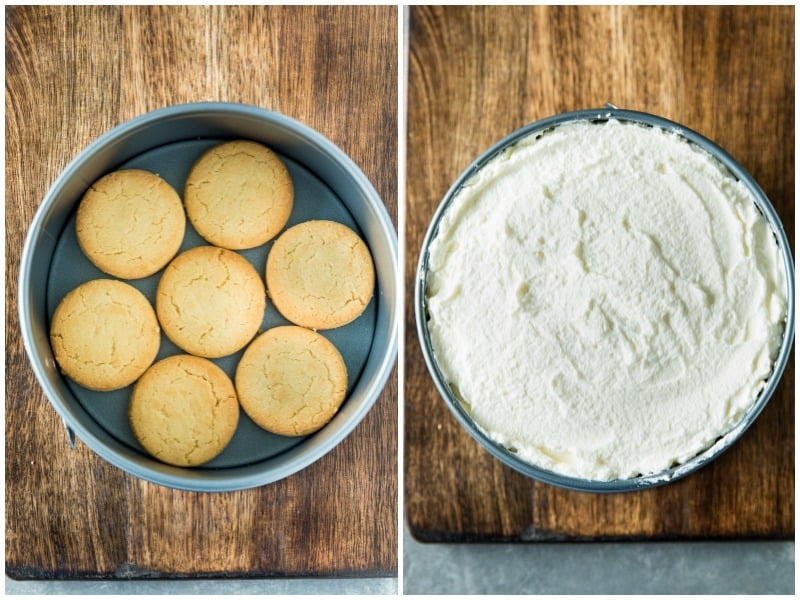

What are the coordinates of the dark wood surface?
(405, 5, 795, 542)
(6, 5, 397, 578)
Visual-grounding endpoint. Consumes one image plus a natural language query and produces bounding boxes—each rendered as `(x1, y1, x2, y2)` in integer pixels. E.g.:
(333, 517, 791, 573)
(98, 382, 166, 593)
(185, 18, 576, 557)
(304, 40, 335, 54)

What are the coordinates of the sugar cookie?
(184, 140, 294, 250)
(266, 220, 375, 330)
(76, 169, 185, 279)
(49, 278, 160, 391)
(156, 246, 266, 358)
(130, 354, 239, 467)
(235, 325, 348, 437)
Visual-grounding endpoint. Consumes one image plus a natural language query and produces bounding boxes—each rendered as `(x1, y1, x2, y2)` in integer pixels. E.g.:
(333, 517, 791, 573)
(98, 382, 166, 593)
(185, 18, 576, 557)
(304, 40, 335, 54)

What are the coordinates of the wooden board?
(6, 5, 397, 579)
(404, 5, 794, 542)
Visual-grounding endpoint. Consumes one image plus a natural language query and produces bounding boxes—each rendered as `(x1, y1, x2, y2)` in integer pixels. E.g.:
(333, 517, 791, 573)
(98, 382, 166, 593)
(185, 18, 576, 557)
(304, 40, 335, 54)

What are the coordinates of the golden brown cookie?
(265, 220, 375, 330)
(184, 140, 294, 250)
(129, 354, 240, 467)
(76, 169, 185, 279)
(49, 278, 160, 391)
(235, 325, 348, 437)
(155, 246, 266, 358)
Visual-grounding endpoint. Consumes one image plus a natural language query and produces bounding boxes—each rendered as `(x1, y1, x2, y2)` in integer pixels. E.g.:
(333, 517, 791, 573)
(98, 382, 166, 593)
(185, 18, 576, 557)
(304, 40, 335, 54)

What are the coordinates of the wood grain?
(6, 5, 397, 578)
(405, 5, 794, 542)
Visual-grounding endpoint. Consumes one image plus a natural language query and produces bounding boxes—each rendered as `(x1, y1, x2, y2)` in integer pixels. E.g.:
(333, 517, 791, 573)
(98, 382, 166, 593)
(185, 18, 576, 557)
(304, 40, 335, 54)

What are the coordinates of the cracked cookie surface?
(266, 219, 375, 330)
(49, 278, 160, 391)
(184, 139, 294, 250)
(235, 325, 347, 437)
(156, 245, 266, 358)
(129, 354, 239, 467)
(76, 169, 185, 279)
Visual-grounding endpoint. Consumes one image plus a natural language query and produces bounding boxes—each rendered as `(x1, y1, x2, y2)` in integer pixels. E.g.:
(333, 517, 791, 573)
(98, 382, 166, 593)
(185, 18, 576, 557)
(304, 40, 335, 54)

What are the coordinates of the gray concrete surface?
(403, 528, 794, 595)
(4, 576, 397, 595)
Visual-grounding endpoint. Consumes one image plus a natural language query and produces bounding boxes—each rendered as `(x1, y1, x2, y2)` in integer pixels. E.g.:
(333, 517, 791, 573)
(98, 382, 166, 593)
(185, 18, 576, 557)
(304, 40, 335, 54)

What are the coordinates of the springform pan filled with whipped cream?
(415, 108, 794, 492)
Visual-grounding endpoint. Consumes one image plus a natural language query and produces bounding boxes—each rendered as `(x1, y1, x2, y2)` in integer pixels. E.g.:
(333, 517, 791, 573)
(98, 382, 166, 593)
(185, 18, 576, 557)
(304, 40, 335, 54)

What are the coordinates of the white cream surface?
(425, 119, 787, 481)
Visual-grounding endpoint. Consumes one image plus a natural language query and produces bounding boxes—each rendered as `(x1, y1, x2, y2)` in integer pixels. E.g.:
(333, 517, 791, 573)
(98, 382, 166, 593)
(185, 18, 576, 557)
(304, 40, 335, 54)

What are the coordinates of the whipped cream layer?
(426, 119, 787, 481)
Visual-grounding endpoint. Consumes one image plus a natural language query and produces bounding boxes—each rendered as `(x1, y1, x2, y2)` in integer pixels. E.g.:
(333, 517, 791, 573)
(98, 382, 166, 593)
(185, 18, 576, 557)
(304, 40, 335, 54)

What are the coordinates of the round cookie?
(156, 246, 266, 358)
(266, 220, 375, 330)
(130, 354, 240, 467)
(235, 325, 348, 437)
(76, 169, 185, 279)
(49, 278, 160, 391)
(184, 140, 294, 250)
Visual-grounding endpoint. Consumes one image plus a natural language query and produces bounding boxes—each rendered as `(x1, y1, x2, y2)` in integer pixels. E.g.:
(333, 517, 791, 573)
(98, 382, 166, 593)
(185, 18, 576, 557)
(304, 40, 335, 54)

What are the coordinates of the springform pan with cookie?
(19, 102, 398, 492)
